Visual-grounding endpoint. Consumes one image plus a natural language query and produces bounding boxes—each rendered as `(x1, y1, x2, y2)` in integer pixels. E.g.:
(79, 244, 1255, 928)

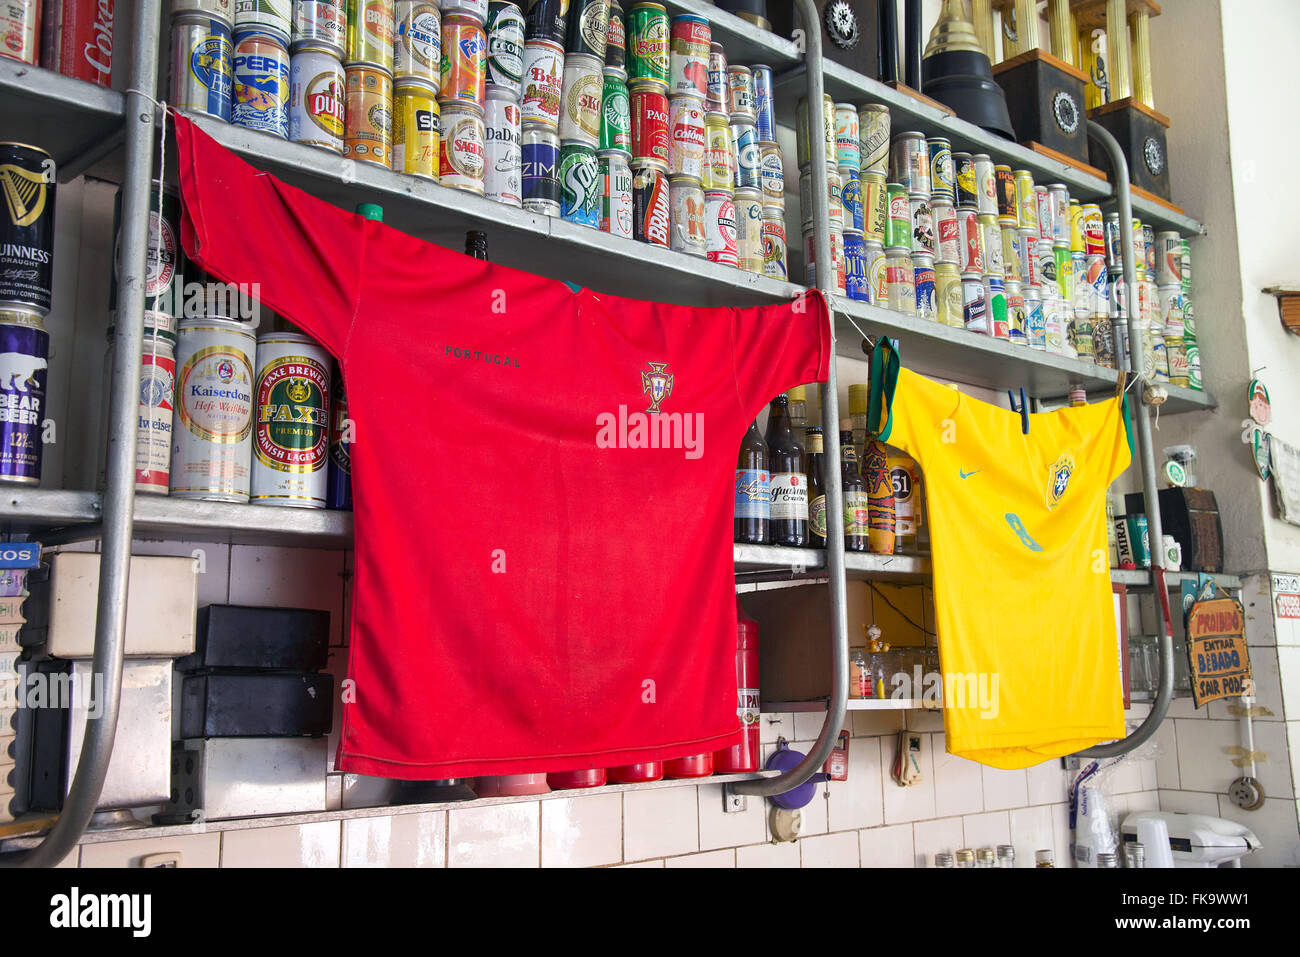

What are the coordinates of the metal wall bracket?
(722, 785, 747, 814)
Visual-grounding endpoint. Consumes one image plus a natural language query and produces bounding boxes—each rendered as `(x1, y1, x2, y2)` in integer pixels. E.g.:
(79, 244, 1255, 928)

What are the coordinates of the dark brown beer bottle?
(806, 426, 827, 548)
(465, 230, 489, 259)
(841, 427, 869, 552)
(765, 395, 809, 547)
(735, 418, 770, 544)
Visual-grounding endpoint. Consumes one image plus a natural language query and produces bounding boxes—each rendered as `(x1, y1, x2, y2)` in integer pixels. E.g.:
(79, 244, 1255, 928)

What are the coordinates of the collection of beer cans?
(0, 0, 115, 86)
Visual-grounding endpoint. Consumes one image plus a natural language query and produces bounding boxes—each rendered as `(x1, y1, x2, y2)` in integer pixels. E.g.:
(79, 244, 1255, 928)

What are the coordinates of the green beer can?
(559, 141, 601, 229)
(626, 2, 669, 85)
(599, 67, 631, 155)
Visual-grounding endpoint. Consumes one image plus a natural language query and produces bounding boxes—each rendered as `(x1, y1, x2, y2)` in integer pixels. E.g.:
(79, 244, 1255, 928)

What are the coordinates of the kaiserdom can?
(231, 30, 291, 137)
(171, 317, 256, 503)
(600, 150, 634, 237)
(521, 38, 564, 128)
(761, 207, 787, 280)
(734, 187, 763, 273)
(559, 141, 601, 228)
(343, 63, 393, 166)
(251, 332, 330, 508)
(668, 13, 709, 98)
(439, 103, 487, 192)
(626, 2, 668, 85)
(485, 0, 525, 96)
(559, 53, 604, 147)
(440, 14, 486, 105)
(668, 95, 706, 178)
(290, 46, 347, 152)
(346, 0, 395, 70)
(0, 309, 48, 484)
(294, 0, 347, 55)
(669, 175, 706, 257)
(172, 14, 234, 122)
(392, 81, 439, 177)
(484, 87, 522, 204)
(394, 0, 441, 87)
(704, 189, 738, 267)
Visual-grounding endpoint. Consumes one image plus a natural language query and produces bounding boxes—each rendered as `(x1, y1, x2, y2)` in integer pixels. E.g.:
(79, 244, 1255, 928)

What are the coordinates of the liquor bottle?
(841, 426, 868, 552)
(862, 438, 896, 554)
(1035, 849, 1055, 868)
(886, 447, 921, 554)
(735, 418, 770, 544)
(806, 426, 826, 548)
(466, 230, 489, 259)
(765, 395, 809, 547)
(997, 844, 1016, 868)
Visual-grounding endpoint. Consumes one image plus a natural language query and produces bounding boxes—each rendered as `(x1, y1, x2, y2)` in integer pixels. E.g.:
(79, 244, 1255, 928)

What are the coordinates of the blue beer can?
(231, 29, 291, 138)
(839, 165, 864, 234)
(751, 64, 775, 142)
(842, 230, 869, 303)
(0, 310, 49, 485)
(521, 127, 562, 214)
(1025, 293, 1046, 349)
(172, 15, 234, 122)
(731, 119, 761, 190)
(913, 253, 936, 319)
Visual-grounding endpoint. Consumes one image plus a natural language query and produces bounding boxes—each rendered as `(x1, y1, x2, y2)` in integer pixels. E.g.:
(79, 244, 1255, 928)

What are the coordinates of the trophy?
(921, 0, 1015, 138)
(1072, 0, 1173, 201)
(989, 0, 1093, 170)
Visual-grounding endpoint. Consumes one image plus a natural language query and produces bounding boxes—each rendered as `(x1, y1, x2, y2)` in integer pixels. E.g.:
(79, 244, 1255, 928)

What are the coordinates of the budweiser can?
(909, 193, 933, 256)
(727, 65, 755, 119)
(626, 1, 668, 85)
(393, 0, 441, 87)
(392, 79, 439, 177)
(705, 189, 738, 266)
(485, 0, 524, 96)
(630, 79, 670, 167)
(290, 46, 346, 152)
(439, 101, 486, 192)
(346, 0, 395, 70)
(632, 161, 671, 246)
(343, 62, 392, 166)
(559, 140, 601, 228)
(734, 186, 762, 273)
(0, 0, 38, 64)
(231, 29, 291, 138)
(600, 149, 633, 237)
(521, 126, 561, 214)
(669, 174, 705, 257)
(559, 52, 603, 146)
(172, 14, 234, 121)
(928, 137, 954, 203)
(833, 103, 859, 170)
(250, 332, 329, 507)
(484, 86, 522, 204)
(934, 261, 962, 328)
(565, 0, 609, 60)
(751, 64, 774, 142)
(761, 207, 787, 280)
(890, 132, 929, 195)
(604, 0, 625, 70)
(599, 66, 632, 154)
(667, 94, 705, 178)
(842, 230, 867, 302)
(440, 13, 486, 105)
(858, 103, 889, 176)
(730, 118, 760, 190)
(863, 171, 886, 243)
(41, 0, 114, 85)
(702, 111, 733, 191)
(668, 12, 708, 98)
(170, 317, 256, 503)
(521, 37, 564, 128)
(759, 143, 783, 208)
(110, 323, 175, 494)
(932, 199, 959, 265)
(235, 0, 291, 42)
(705, 41, 727, 113)
(293, 0, 346, 55)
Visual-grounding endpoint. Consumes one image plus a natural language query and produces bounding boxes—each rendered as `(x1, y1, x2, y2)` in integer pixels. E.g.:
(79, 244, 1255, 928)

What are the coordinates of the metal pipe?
(903, 0, 923, 90)
(0, 0, 160, 867)
(1076, 120, 1171, 760)
(734, 0, 849, 798)
(879, 0, 899, 84)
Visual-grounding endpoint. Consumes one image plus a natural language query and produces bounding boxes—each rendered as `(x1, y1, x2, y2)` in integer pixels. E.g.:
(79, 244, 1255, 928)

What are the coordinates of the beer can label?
(633, 164, 671, 247)
(769, 472, 808, 522)
(605, 0, 626, 70)
(439, 109, 486, 191)
(176, 20, 234, 122)
(1093, 317, 1115, 368)
(1016, 171, 1037, 230)
(958, 208, 982, 274)
(834, 105, 859, 169)
(840, 168, 863, 233)
(571, 0, 611, 60)
(347, 0, 396, 69)
(703, 115, 733, 191)
(669, 179, 706, 257)
(631, 84, 670, 166)
(1001, 227, 1022, 282)
(962, 277, 988, 333)
(934, 202, 959, 265)
(891, 136, 929, 195)
(521, 39, 564, 128)
(172, 326, 256, 500)
(866, 243, 887, 305)
(980, 217, 1003, 276)
(668, 15, 709, 97)
(1026, 296, 1045, 349)
(914, 260, 936, 319)
(294, 1, 347, 53)
(910, 195, 934, 255)
(935, 264, 962, 328)
(559, 56, 604, 146)
(484, 98, 522, 205)
(731, 122, 760, 190)
(864, 176, 886, 244)
(929, 141, 954, 200)
(752, 65, 775, 142)
(761, 215, 787, 280)
(976, 157, 997, 217)
(600, 72, 632, 154)
(886, 187, 910, 249)
(858, 106, 889, 176)
(485, 1, 525, 96)
(987, 277, 1009, 339)
(885, 256, 914, 314)
(393, 85, 440, 178)
(343, 65, 393, 166)
(954, 153, 977, 207)
(560, 146, 601, 228)
(705, 42, 728, 113)
(601, 153, 634, 238)
(760, 146, 784, 207)
(290, 52, 346, 151)
(440, 16, 487, 104)
(667, 95, 706, 178)
(734, 191, 763, 273)
(136, 342, 176, 492)
(994, 166, 1016, 222)
(395, 2, 442, 86)
(727, 66, 755, 118)
(627, 4, 669, 83)
(1006, 288, 1026, 344)
(843, 232, 868, 303)
(734, 468, 770, 520)
(0, 321, 48, 483)
(252, 346, 330, 505)
(705, 191, 738, 267)
(522, 134, 561, 206)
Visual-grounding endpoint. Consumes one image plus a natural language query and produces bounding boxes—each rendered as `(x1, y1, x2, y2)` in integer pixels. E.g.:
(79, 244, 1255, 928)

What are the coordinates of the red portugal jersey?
(172, 115, 830, 778)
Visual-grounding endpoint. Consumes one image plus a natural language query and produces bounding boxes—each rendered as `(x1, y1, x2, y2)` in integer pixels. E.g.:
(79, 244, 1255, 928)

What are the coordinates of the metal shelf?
(764, 697, 937, 712)
(1111, 568, 1241, 590)
(734, 542, 930, 583)
(667, 0, 799, 65)
(0, 60, 124, 177)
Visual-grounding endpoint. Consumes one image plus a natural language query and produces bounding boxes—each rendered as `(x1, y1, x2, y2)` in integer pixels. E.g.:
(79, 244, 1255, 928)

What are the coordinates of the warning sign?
(1273, 573, 1300, 620)
(1186, 597, 1254, 707)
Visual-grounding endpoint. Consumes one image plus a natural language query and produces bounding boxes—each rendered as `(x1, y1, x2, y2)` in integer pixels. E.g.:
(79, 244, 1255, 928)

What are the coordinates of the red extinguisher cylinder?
(664, 753, 714, 778)
(714, 598, 760, 773)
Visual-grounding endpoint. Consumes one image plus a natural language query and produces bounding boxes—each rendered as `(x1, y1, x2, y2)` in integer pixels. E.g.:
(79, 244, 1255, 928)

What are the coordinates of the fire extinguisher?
(713, 597, 760, 773)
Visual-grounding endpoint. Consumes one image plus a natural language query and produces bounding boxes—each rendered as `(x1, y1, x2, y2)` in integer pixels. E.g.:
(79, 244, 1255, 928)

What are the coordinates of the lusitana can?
(0, 308, 48, 485)
(252, 332, 331, 508)
(171, 317, 256, 502)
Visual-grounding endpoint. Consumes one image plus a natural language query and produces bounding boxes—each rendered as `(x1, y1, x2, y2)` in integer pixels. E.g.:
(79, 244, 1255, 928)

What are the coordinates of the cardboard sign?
(1186, 597, 1253, 707)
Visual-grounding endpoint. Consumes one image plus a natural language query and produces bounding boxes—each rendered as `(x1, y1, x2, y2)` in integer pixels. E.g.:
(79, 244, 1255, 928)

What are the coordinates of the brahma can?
(394, 0, 441, 87)
(484, 87, 522, 204)
(170, 317, 256, 503)
(0, 0, 39, 65)
(293, 0, 347, 55)
(439, 13, 486, 105)
(392, 80, 440, 178)
(632, 162, 670, 247)
(485, 0, 525, 96)
(439, 102, 486, 193)
(234, 0, 291, 42)
(559, 141, 601, 229)
(343, 63, 393, 166)
(668, 175, 705, 257)
(521, 37, 564, 129)
(704, 189, 737, 267)
(760, 207, 787, 280)
(558, 53, 603, 147)
(702, 111, 733, 191)
(251, 332, 330, 508)
(667, 94, 705, 178)
(0, 142, 56, 314)
(626, 2, 668, 85)
(734, 187, 762, 274)
(0, 308, 47, 484)
(289, 46, 346, 152)
(172, 14, 234, 121)
(346, 0, 395, 70)
(668, 13, 708, 98)
(600, 150, 633, 238)
(231, 29, 291, 137)
(521, 126, 561, 214)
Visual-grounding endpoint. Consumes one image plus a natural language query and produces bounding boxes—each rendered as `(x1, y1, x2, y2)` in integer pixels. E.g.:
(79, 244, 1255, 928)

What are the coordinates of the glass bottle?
(1124, 842, 1145, 869)
(841, 427, 869, 552)
(465, 230, 489, 259)
(1096, 851, 1119, 869)
(735, 419, 770, 544)
(976, 847, 996, 868)
(997, 845, 1016, 869)
(806, 426, 827, 548)
(955, 848, 975, 868)
(1035, 849, 1055, 868)
(850, 647, 871, 699)
(765, 395, 809, 547)
(934, 852, 955, 868)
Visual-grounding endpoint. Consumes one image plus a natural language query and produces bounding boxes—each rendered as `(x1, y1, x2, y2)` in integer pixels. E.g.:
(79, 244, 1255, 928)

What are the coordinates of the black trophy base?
(768, 0, 881, 81)
(994, 49, 1091, 167)
(1089, 98, 1173, 201)
(923, 49, 1016, 140)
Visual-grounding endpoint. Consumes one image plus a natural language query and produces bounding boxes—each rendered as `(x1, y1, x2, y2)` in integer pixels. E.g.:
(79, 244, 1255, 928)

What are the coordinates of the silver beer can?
(234, 0, 292, 44)
(292, 0, 346, 55)
(600, 150, 634, 238)
(558, 52, 604, 148)
(290, 45, 347, 152)
(484, 86, 523, 206)
(734, 186, 763, 274)
(393, 0, 442, 88)
(669, 175, 706, 257)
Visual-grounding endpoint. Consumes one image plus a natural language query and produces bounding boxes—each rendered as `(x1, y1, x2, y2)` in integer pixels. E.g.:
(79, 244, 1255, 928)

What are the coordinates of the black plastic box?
(176, 604, 330, 673)
(180, 672, 335, 738)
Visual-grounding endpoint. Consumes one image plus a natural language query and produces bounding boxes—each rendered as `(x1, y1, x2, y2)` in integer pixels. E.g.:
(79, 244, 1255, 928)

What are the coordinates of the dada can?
(730, 120, 760, 190)
(761, 207, 787, 280)
(559, 142, 601, 229)
(393, 81, 440, 177)
(439, 103, 487, 193)
(632, 162, 671, 247)
(171, 317, 256, 502)
(251, 332, 330, 507)
(0, 143, 55, 314)
(734, 187, 763, 274)
(172, 15, 234, 121)
(727, 66, 755, 120)
(394, 0, 441, 87)
(668, 13, 709, 98)
(626, 2, 669, 85)
(235, 0, 292, 41)
(600, 150, 634, 238)
(704, 189, 738, 267)
(630, 80, 670, 168)
(231, 30, 291, 137)
(567, 0, 611, 60)
(347, 0, 395, 70)
(484, 88, 522, 204)
(667, 95, 705, 178)
(294, 0, 347, 55)
(0, 309, 48, 484)
(521, 37, 564, 129)
(600, 68, 632, 154)
(343, 63, 393, 166)
(522, 127, 561, 213)
(290, 46, 346, 152)
(669, 175, 706, 257)
(440, 14, 486, 105)
(485, 0, 525, 96)
(559, 53, 603, 147)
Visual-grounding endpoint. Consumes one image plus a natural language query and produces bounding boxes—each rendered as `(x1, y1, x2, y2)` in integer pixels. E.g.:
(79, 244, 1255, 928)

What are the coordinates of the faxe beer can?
(484, 87, 522, 204)
(520, 37, 564, 128)
(392, 80, 440, 177)
(669, 174, 706, 257)
(394, 0, 442, 87)
(343, 62, 393, 166)
(668, 13, 709, 98)
(559, 141, 601, 228)
(667, 94, 706, 178)
(761, 206, 787, 280)
(439, 102, 487, 192)
(599, 67, 632, 154)
(0, 309, 47, 484)
(485, 0, 525, 96)
(521, 126, 561, 214)
(705, 41, 727, 113)
(293, 0, 347, 56)
(231, 29, 291, 138)
(346, 0, 395, 70)
(704, 189, 738, 267)
(566, 0, 610, 60)
(734, 186, 763, 273)
(251, 332, 330, 508)
(172, 14, 234, 122)
(626, 1, 669, 85)
(0, 143, 55, 314)
(600, 150, 634, 237)
(290, 46, 346, 152)
(839, 166, 863, 233)
(632, 162, 671, 247)
(439, 13, 486, 106)
(559, 52, 604, 147)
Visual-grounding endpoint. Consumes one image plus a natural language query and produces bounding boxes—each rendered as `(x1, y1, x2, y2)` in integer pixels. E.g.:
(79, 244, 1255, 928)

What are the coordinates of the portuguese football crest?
(641, 361, 673, 413)
(1047, 454, 1075, 510)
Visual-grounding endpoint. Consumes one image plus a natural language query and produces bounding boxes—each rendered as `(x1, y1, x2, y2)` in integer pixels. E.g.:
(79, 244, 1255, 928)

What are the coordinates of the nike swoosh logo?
(960, 469, 980, 479)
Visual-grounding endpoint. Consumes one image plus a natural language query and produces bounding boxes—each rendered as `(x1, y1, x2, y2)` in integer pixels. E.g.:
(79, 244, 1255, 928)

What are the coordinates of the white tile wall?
(858, 822, 913, 867)
(665, 848, 735, 867)
(798, 830, 859, 867)
(342, 812, 445, 867)
(541, 793, 622, 868)
(447, 803, 540, 868)
(622, 785, 698, 862)
(80, 833, 221, 868)
(220, 822, 341, 867)
(736, 840, 800, 868)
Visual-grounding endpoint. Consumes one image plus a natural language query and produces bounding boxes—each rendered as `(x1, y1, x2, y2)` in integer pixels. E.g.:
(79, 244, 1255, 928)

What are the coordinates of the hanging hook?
(1007, 387, 1029, 434)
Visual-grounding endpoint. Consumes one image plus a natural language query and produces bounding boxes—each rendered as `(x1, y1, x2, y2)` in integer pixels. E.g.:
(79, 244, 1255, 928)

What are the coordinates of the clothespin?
(1007, 388, 1029, 434)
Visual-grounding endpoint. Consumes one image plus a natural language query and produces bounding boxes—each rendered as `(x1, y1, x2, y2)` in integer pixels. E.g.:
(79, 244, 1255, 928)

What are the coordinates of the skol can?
(600, 67, 632, 154)
(0, 143, 55, 315)
(890, 132, 929, 195)
(1000, 225, 1022, 282)
(523, 0, 565, 43)
(727, 66, 755, 120)
(521, 38, 564, 127)
(438, 101, 487, 192)
(522, 126, 561, 214)
(974, 154, 996, 217)
(731, 119, 761, 190)
(392, 79, 440, 177)
(250, 332, 330, 507)
(958, 207, 983, 275)
(600, 150, 634, 237)
(761, 207, 787, 280)
(864, 239, 886, 305)
(393, 1, 441, 86)
(172, 14, 234, 122)
(294, 0, 347, 56)
(935, 261, 962, 328)
(605, 0, 625, 69)
(885, 247, 915, 315)
(858, 103, 889, 176)
(632, 162, 671, 246)
(760, 144, 784, 208)
(841, 230, 867, 303)
(1005, 279, 1026, 344)
(290, 46, 346, 151)
(0, 309, 47, 484)
(752, 65, 775, 143)
(343, 63, 393, 166)
(231, 30, 291, 137)
(993, 164, 1015, 224)
(559, 141, 601, 228)
(985, 274, 1008, 339)
(668, 13, 709, 98)
(909, 194, 934, 256)
(668, 94, 706, 178)
(630, 80, 670, 167)
(833, 104, 860, 170)
(839, 166, 863, 233)
(440, 13, 486, 105)
(1156, 232, 1182, 286)
(705, 41, 728, 113)
(668, 174, 705, 256)
(795, 94, 834, 170)
(1049, 184, 1069, 244)
(559, 52, 604, 147)
(962, 275, 988, 333)
(1014, 169, 1036, 230)
(484, 87, 522, 204)
(953, 151, 977, 207)
(170, 316, 256, 502)
(703, 111, 734, 191)
(913, 253, 936, 319)
(626, 2, 669, 85)
(734, 187, 763, 273)
(485, 1, 525, 96)
(932, 199, 958, 265)
(885, 183, 910, 249)
(978, 213, 1002, 276)
(928, 137, 954, 203)
(862, 171, 886, 243)
(566, 0, 610, 60)
(704, 189, 738, 266)
(346, 0, 395, 70)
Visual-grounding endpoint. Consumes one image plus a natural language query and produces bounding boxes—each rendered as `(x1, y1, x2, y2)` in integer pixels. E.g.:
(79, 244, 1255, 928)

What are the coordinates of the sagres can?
(600, 67, 632, 154)
(171, 317, 256, 502)
(235, 0, 292, 42)
(761, 207, 787, 280)
(600, 150, 633, 238)
(439, 13, 486, 105)
(290, 46, 346, 152)
(294, 0, 347, 55)
(485, 0, 525, 96)
(668, 94, 705, 178)
(231, 29, 291, 138)
(734, 186, 762, 273)
(0, 142, 56, 314)
(559, 141, 601, 229)
(759, 144, 783, 208)
(630, 79, 670, 167)
(668, 13, 708, 98)
(559, 53, 603, 147)
(521, 37, 564, 128)
(346, 0, 395, 70)
(522, 127, 561, 214)
(669, 175, 705, 257)
(343, 63, 392, 166)
(252, 332, 330, 507)
(393, 80, 440, 178)
(110, 181, 184, 320)
(172, 14, 234, 121)
(439, 102, 486, 193)
(705, 189, 737, 267)
(858, 103, 889, 176)
(0, 0, 39, 64)
(484, 87, 522, 204)
(632, 162, 670, 247)
(703, 111, 733, 191)
(394, 0, 441, 87)
(567, 0, 611, 60)
(605, 0, 626, 70)
(0, 309, 48, 484)
(626, 2, 668, 85)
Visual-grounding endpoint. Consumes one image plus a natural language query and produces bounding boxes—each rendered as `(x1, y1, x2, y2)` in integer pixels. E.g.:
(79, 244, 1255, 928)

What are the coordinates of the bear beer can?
(392, 80, 440, 178)
(484, 87, 522, 204)
(172, 14, 234, 122)
(761, 207, 787, 280)
(522, 126, 561, 214)
(290, 46, 347, 152)
(485, 1, 525, 96)
(439, 102, 487, 192)
(251, 332, 330, 508)
(0, 309, 48, 484)
(343, 62, 393, 166)
(669, 175, 706, 257)
(394, 0, 442, 88)
(600, 150, 634, 238)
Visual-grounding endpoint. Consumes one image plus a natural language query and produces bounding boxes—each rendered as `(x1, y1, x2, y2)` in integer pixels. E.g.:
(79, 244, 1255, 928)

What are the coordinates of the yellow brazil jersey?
(868, 340, 1134, 769)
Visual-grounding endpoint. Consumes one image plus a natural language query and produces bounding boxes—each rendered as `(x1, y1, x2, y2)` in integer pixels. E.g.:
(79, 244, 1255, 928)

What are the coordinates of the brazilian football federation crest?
(1047, 454, 1075, 510)
(641, 361, 673, 413)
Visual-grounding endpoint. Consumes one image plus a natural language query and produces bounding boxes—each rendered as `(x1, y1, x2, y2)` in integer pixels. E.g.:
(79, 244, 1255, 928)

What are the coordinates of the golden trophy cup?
(921, 0, 1016, 138)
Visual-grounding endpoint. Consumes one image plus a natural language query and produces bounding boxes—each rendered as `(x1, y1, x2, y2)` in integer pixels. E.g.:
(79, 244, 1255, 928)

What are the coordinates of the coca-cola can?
(669, 174, 705, 257)
(42, 0, 114, 85)
(600, 149, 633, 238)
(667, 94, 705, 178)
(668, 12, 708, 98)
(705, 41, 727, 113)
(761, 206, 787, 280)
(734, 186, 763, 274)
(632, 161, 671, 247)
(484, 86, 522, 206)
(704, 189, 738, 267)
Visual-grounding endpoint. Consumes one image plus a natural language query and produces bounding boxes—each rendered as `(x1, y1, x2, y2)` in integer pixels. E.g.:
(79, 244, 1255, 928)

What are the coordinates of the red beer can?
(629, 79, 670, 168)
(632, 162, 671, 247)
(958, 206, 984, 275)
(41, 0, 114, 85)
